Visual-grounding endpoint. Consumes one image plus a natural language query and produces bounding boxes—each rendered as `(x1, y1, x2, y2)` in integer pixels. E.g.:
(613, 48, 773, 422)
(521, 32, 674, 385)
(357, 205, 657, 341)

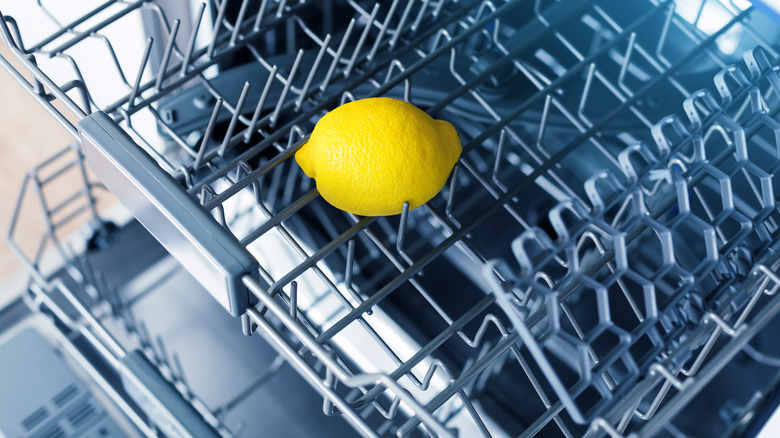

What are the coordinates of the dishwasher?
(4, 0, 780, 436)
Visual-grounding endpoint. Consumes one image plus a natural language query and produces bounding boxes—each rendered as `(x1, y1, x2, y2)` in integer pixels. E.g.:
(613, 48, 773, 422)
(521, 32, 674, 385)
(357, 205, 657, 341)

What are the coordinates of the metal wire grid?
(4, 0, 780, 437)
(6, 145, 102, 285)
(486, 44, 780, 435)
(0, 0, 478, 176)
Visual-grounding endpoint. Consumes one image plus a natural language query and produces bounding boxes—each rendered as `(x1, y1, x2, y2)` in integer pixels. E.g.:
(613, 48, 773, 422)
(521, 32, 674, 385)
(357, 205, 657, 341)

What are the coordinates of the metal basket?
(485, 45, 780, 434)
(5, 0, 780, 437)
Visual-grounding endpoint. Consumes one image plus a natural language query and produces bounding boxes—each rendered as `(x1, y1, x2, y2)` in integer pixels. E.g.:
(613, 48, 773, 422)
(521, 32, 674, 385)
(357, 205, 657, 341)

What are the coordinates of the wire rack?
(7, 0, 780, 437)
(486, 43, 780, 434)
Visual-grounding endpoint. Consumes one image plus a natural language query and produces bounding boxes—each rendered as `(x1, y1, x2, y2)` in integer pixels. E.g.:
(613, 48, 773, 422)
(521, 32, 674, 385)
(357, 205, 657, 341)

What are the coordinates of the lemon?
(295, 97, 461, 216)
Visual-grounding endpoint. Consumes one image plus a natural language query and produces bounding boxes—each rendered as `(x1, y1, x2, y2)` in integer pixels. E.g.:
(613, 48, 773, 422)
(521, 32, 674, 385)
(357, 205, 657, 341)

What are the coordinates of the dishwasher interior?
(5, 0, 780, 437)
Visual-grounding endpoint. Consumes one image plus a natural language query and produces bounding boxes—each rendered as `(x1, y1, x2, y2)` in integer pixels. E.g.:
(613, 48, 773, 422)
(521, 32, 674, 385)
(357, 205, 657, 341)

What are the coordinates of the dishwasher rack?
(7, 0, 780, 437)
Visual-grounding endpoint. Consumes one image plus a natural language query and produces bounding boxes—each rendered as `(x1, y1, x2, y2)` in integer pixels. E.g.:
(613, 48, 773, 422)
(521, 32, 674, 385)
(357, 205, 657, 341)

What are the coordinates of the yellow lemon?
(295, 97, 461, 216)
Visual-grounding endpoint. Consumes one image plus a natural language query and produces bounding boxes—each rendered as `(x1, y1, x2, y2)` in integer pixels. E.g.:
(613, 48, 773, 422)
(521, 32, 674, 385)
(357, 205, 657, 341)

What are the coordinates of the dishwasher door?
(5, 1, 780, 437)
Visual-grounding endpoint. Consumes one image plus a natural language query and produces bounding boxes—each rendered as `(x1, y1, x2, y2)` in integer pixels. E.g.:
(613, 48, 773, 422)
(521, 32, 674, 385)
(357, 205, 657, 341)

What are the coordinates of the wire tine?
(156, 335, 170, 367)
(106, 280, 123, 318)
(432, 0, 446, 16)
(289, 281, 298, 320)
(430, 28, 452, 52)
(321, 18, 355, 93)
(537, 94, 552, 148)
(396, 201, 411, 263)
(296, 34, 331, 110)
(127, 37, 154, 110)
(171, 353, 188, 388)
(212, 201, 228, 229)
(390, 0, 416, 48)
(411, 0, 431, 31)
(578, 63, 597, 126)
(96, 271, 112, 305)
(179, 164, 193, 188)
(656, 2, 674, 68)
(241, 313, 255, 336)
(446, 164, 461, 226)
(122, 300, 138, 332)
(181, 2, 206, 76)
(322, 369, 336, 416)
(155, 19, 180, 91)
(245, 65, 279, 143)
(282, 154, 298, 204)
(200, 184, 216, 205)
(492, 129, 507, 186)
(474, 0, 497, 22)
(617, 32, 637, 95)
(340, 91, 356, 105)
(201, 186, 228, 229)
(137, 320, 152, 351)
(266, 160, 285, 212)
(384, 59, 410, 100)
(533, 0, 550, 27)
(286, 125, 306, 150)
(230, 0, 252, 46)
(276, 0, 289, 17)
(344, 239, 356, 290)
(368, 0, 400, 62)
(252, 158, 273, 216)
(3, 16, 27, 54)
(28, 54, 46, 96)
(195, 98, 223, 169)
(207, 0, 230, 59)
(235, 159, 252, 181)
(219, 81, 252, 157)
(345, 3, 380, 77)
(271, 49, 304, 127)
(253, 0, 270, 31)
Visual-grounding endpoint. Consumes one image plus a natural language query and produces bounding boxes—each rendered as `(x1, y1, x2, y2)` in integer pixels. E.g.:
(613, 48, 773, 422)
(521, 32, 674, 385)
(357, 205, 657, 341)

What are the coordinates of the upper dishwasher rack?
(5, 0, 780, 437)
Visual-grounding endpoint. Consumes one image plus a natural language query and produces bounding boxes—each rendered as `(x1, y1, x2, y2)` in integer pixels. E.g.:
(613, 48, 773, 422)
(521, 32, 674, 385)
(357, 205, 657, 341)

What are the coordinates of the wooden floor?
(0, 45, 84, 280)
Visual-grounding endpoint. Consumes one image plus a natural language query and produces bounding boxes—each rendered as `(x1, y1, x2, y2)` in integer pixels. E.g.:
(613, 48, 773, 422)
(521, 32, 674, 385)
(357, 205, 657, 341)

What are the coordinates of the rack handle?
(78, 111, 258, 317)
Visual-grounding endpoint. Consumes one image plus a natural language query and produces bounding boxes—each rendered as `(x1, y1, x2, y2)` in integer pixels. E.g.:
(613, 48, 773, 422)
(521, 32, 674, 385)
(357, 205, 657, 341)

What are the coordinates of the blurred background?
(0, 45, 75, 281)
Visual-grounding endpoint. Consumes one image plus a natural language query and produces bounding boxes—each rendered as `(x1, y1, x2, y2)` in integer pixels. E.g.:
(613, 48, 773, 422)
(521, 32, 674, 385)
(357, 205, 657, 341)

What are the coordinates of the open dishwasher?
(5, 0, 780, 436)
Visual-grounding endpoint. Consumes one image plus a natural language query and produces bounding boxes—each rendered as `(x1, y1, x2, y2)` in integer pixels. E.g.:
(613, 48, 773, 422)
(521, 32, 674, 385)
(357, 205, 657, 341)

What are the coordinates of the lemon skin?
(295, 97, 461, 216)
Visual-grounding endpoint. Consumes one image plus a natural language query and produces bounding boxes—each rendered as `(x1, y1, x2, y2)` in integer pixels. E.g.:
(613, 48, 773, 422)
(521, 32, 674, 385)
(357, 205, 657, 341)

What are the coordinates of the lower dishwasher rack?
(7, 0, 780, 437)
